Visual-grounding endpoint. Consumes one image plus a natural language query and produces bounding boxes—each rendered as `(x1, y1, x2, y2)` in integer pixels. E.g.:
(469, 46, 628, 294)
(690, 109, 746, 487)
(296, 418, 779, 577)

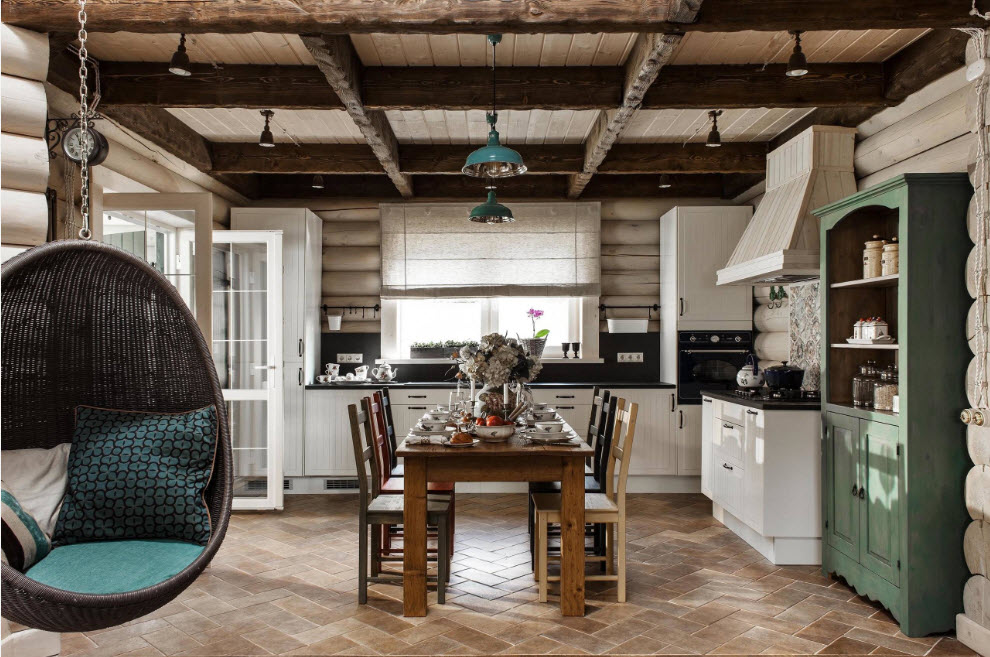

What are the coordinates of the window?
(389, 296, 590, 360)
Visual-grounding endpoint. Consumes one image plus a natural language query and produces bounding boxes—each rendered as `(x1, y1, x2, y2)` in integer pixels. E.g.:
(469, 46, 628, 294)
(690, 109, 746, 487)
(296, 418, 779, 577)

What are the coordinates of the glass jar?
(852, 361, 880, 407)
(873, 366, 898, 411)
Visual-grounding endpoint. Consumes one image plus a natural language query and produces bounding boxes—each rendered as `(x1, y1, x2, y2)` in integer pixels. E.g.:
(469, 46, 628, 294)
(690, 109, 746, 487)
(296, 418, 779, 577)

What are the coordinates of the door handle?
(722, 463, 734, 471)
(679, 298, 684, 316)
(859, 487, 865, 500)
(298, 339, 304, 357)
(298, 367, 303, 385)
(851, 484, 859, 497)
(679, 410, 683, 429)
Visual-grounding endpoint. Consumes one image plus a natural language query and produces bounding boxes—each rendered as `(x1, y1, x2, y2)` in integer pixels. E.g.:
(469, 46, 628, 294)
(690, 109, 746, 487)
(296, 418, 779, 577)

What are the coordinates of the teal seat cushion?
(25, 540, 204, 594)
(54, 405, 218, 546)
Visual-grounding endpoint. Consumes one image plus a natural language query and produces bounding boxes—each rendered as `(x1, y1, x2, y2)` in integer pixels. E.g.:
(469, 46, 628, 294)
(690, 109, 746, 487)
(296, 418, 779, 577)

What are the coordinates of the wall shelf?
(830, 343, 899, 350)
(830, 274, 899, 289)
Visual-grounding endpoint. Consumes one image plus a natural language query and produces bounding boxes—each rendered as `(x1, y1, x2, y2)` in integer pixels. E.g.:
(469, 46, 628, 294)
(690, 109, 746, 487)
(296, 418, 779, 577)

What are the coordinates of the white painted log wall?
(0, 26, 49, 247)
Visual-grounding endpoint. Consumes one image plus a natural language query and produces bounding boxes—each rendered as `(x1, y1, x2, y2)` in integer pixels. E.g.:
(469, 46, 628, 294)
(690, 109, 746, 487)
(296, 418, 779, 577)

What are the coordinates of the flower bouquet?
(455, 333, 542, 415)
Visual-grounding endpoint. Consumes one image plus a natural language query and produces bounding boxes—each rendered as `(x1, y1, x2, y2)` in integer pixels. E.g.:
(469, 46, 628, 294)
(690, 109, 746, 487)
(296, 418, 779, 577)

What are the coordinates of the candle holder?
(561, 342, 571, 358)
(572, 342, 581, 359)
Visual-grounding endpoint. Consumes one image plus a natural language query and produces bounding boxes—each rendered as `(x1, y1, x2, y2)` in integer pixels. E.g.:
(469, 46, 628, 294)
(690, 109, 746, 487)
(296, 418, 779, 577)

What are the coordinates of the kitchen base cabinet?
(303, 389, 366, 476)
(676, 405, 702, 476)
(705, 396, 821, 565)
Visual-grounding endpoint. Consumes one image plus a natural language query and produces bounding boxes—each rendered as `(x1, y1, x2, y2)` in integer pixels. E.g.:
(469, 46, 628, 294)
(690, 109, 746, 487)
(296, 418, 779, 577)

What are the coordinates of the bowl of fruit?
(473, 415, 515, 441)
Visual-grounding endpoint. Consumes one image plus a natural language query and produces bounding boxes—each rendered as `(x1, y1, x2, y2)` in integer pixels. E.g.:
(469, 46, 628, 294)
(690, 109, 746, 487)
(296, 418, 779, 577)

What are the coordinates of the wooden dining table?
(395, 431, 594, 617)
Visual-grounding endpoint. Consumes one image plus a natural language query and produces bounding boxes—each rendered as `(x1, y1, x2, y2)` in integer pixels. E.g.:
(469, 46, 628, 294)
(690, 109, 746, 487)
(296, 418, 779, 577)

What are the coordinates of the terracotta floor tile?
(819, 637, 882, 654)
(140, 628, 202, 656)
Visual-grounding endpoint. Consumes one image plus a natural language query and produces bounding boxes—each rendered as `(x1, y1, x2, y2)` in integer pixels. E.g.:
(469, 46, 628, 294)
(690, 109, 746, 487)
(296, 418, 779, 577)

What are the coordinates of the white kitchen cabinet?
(660, 206, 753, 331)
(232, 208, 322, 477)
(676, 405, 702, 476)
(701, 396, 714, 497)
(303, 389, 367, 476)
(706, 397, 821, 564)
(611, 388, 676, 476)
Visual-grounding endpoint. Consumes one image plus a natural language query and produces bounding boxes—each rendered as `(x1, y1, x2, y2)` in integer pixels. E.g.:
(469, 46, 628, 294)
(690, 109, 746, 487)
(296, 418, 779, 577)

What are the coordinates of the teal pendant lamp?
(462, 35, 527, 178)
(469, 187, 514, 224)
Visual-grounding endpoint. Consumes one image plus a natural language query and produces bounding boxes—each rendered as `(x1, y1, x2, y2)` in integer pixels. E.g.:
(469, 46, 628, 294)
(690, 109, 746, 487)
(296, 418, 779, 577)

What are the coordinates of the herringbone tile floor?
(59, 494, 975, 656)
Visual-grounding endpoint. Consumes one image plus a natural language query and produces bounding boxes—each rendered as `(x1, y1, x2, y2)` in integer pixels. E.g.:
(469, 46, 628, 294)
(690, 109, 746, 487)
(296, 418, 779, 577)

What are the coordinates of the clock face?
(62, 127, 108, 165)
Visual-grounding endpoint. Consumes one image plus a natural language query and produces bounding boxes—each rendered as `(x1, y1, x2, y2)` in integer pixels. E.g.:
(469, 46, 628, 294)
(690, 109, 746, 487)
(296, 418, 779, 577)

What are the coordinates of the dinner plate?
(441, 438, 480, 447)
(524, 433, 576, 444)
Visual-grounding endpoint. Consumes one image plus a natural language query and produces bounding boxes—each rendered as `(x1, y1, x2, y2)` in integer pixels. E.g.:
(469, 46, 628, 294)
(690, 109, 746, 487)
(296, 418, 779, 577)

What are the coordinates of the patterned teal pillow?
(53, 406, 218, 546)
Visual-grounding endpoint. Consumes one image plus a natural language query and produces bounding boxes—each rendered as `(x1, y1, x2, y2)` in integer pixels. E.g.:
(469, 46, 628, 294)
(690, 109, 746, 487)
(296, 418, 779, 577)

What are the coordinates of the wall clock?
(61, 126, 109, 166)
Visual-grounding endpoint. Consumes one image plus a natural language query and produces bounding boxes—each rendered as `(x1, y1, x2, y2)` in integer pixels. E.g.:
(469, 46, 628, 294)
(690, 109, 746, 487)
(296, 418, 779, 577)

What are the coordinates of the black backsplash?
(320, 333, 664, 383)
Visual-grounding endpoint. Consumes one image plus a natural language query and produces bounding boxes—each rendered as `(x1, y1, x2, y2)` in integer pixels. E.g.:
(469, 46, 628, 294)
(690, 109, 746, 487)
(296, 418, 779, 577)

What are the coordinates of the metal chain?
(77, 0, 92, 240)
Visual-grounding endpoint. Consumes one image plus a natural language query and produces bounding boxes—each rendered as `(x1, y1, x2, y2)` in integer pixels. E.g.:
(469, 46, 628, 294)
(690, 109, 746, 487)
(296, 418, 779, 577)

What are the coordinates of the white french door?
(212, 230, 284, 510)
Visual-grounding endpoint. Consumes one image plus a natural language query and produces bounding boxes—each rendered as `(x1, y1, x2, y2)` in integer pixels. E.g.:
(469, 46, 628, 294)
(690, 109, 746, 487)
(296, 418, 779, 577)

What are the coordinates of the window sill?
(376, 358, 605, 365)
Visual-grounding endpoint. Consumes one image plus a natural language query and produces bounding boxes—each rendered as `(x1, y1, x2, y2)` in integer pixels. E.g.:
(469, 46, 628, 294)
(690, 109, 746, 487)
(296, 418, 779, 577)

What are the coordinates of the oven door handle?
(680, 349, 750, 354)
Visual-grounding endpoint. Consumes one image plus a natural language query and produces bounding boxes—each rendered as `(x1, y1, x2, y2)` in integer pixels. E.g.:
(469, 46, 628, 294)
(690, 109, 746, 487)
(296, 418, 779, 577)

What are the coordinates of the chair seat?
(368, 494, 451, 523)
(531, 492, 619, 521)
(529, 476, 601, 494)
(391, 463, 404, 477)
(25, 540, 204, 595)
(381, 478, 454, 493)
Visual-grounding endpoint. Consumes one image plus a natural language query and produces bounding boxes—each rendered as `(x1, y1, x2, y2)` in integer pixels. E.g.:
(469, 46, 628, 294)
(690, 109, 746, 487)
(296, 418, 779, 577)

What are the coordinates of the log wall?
(0, 25, 49, 249)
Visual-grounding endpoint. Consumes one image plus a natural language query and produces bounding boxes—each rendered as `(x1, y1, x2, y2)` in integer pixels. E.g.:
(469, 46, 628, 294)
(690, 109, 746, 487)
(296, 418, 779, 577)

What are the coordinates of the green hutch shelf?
(815, 173, 972, 637)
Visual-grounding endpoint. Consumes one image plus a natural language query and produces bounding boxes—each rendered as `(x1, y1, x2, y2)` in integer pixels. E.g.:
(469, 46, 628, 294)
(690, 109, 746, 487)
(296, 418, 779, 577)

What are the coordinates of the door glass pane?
(228, 400, 268, 497)
(212, 243, 269, 388)
(102, 210, 197, 313)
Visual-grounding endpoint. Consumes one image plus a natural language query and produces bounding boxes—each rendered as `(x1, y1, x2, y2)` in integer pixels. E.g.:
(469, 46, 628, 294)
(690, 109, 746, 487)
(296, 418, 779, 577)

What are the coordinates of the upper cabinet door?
(826, 412, 861, 562)
(675, 207, 752, 328)
(859, 420, 901, 586)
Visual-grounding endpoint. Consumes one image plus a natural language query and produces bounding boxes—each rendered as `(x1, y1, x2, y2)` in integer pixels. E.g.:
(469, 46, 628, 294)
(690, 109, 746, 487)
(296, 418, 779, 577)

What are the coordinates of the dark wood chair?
(348, 403, 450, 604)
(379, 387, 403, 476)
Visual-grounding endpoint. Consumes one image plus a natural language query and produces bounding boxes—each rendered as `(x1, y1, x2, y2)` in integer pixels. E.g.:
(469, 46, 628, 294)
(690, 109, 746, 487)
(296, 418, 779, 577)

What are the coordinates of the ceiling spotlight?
(311, 174, 325, 189)
(706, 110, 722, 148)
(658, 174, 673, 189)
(469, 185, 514, 224)
(169, 33, 192, 77)
(786, 30, 808, 77)
(259, 110, 275, 148)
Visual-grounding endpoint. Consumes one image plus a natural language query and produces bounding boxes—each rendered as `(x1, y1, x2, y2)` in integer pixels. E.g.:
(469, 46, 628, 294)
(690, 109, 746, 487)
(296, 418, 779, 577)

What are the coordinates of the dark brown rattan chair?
(0, 240, 233, 632)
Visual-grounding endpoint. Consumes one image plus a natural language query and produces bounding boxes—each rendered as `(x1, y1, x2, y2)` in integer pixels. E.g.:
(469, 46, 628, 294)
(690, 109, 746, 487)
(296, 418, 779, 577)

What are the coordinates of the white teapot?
(736, 354, 764, 389)
(372, 362, 398, 381)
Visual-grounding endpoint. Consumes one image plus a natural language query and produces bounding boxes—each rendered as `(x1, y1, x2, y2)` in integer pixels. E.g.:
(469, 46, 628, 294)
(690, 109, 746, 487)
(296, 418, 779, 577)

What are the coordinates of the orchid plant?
(527, 308, 549, 339)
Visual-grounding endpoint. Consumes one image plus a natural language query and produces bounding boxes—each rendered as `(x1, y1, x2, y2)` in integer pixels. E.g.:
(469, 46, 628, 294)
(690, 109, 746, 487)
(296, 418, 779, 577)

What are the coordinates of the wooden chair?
(348, 403, 451, 604)
(532, 397, 638, 603)
(379, 388, 403, 476)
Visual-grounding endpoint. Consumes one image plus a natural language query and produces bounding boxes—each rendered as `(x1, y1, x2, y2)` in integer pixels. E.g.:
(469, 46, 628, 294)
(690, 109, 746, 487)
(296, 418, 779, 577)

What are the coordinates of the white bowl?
(530, 410, 557, 422)
(530, 402, 550, 411)
(534, 421, 565, 433)
(420, 419, 447, 431)
(474, 424, 515, 441)
(424, 411, 449, 421)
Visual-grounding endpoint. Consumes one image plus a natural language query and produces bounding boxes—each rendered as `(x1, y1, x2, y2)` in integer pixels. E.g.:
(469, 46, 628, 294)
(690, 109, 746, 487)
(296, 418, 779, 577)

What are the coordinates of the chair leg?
(595, 523, 606, 572)
(371, 523, 382, 577)
(384, 523, 393, 555)
(438, 516, 448, 605)
(449, 490, 456, 554)
(359, 520, 369, 604)
(605, 521, 615, 576)
(617, 517, 626, 603)
(528, 493, 535, 563)
(537, 513, 549, 603)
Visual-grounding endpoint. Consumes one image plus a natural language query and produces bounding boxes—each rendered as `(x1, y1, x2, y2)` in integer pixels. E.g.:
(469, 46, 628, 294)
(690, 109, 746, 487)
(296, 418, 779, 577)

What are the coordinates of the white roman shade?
(380, 202, 601, 298)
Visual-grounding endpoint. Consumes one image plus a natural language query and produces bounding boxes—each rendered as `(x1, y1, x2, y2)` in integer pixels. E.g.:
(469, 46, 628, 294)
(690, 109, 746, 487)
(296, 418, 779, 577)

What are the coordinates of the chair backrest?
(366, 395, 392, 488)
(604, 398, 639, 511)
(347, 402, 379, 507)
(585, 386, 603, 444)
(380, 387, 399, 469)
(594, 394, 618, 482)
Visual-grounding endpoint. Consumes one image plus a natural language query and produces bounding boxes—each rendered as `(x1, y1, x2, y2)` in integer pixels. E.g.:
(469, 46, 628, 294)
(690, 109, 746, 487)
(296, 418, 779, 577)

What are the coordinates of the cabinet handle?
(556, 395, 575, 399)
(671, 396, 676, 412)
(298, 339, 304, 357)
(298, 367, 303, 385)
(859, 487, 865, 500)
(679, 298, 684, 316)
(408, 395, 427, 399)
(722, 422, 734, 429)
(703, 398, 712, 403)
(679, 410, 683, 429)
(851, 484, 859, 497)
(558, 405, 575, 410)
(722, 463, 734, 471)
(746, 409, 758, 415)
(408, 406, 427, 410)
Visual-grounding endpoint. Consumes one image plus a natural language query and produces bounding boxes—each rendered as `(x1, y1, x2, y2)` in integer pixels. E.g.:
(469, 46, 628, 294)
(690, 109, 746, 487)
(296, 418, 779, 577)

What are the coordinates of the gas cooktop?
(732, 388, 820, 401)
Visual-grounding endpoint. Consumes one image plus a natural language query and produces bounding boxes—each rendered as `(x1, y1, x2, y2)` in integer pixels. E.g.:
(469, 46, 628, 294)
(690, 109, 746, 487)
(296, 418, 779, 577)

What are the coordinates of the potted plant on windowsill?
(410, 340, 478, 359)
(520, 308, 549, 360)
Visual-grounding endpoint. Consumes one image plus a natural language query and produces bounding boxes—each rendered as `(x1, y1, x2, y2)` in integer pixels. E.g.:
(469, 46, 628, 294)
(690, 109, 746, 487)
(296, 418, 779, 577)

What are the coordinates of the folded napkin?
(405, 434, 445, 445)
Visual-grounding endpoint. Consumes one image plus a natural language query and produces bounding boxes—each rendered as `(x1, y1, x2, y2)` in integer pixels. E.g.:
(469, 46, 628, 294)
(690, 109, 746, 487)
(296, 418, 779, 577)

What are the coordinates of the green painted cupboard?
(815, 174, 972, 637)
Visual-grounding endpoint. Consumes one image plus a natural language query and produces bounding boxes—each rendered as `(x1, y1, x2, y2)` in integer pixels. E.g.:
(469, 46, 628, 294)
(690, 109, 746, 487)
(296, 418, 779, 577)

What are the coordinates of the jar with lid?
(873, 365, 898, 411)
(852, 361, 880, 407)
(863, 235, 886, 278)
(881, 238, 899, 276)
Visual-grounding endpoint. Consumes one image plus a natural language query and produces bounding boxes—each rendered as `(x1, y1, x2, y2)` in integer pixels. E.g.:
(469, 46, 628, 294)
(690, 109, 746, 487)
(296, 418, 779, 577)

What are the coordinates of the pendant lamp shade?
(658, 174, 672, 189)
(469, 189, 514, 224)
(259, 110, 275, 148)
(786, 31, 809, 77)
(462, 124, 527, 178)
(706, 109, 722, 148)
(169, 34, 192, 77)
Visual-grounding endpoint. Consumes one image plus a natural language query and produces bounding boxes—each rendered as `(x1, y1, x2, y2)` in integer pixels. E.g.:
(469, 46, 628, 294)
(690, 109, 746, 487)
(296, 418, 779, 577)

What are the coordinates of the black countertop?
(702, 389, 821, 411)
(306, 381, 676, 390)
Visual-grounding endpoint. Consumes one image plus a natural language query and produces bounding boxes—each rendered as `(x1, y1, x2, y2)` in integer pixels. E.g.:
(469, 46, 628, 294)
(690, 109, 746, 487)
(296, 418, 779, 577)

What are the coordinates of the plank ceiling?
(85, 28, 929, 146)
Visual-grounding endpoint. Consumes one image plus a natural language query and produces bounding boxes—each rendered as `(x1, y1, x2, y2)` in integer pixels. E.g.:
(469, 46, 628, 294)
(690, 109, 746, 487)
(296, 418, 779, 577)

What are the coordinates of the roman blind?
(380, 202, 601, 298)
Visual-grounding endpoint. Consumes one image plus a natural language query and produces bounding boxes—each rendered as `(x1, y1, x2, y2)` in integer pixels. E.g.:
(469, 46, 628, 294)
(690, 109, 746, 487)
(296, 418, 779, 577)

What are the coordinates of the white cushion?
(1, 443, 71, 536)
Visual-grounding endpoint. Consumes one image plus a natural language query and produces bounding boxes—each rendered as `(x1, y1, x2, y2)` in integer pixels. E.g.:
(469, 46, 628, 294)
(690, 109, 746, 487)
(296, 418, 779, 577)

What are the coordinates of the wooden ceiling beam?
(3, 0, 982, 33)
(300, 34, 413, 198)
(210, 142, 767, 175)
(257, 173, 742, 198)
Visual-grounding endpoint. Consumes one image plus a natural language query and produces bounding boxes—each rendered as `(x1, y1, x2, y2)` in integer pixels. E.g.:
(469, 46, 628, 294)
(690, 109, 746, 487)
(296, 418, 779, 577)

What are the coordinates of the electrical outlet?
(337, 353, 363, 363)
(617, 352, 644, 363)
(349, 353, 364, 363)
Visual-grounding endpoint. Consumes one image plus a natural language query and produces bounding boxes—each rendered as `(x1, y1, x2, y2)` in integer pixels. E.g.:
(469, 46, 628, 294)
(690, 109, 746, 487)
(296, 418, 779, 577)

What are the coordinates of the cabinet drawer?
(713, 458, 744, 517)
(389, 388, 449, 405)
(715, 420, 744, 464)
(716, 400, 747, 425)
(532, 388, 595, 405)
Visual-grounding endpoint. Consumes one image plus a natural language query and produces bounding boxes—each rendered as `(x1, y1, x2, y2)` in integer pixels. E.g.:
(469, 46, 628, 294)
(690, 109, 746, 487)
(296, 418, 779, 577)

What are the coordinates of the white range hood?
(717, 125, 858, 286)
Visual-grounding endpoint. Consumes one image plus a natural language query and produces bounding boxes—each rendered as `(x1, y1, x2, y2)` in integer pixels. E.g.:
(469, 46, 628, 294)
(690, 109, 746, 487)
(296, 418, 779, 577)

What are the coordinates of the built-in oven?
(677, 331, 753, 404)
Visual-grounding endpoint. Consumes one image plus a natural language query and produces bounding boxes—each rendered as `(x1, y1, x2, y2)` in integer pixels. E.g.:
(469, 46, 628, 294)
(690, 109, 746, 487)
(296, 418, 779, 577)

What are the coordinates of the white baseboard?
(284, 475, 701, 495)
(957, 613, 990, 656)
(0, 628, 60, 657)
(713, 502, 821, 566)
